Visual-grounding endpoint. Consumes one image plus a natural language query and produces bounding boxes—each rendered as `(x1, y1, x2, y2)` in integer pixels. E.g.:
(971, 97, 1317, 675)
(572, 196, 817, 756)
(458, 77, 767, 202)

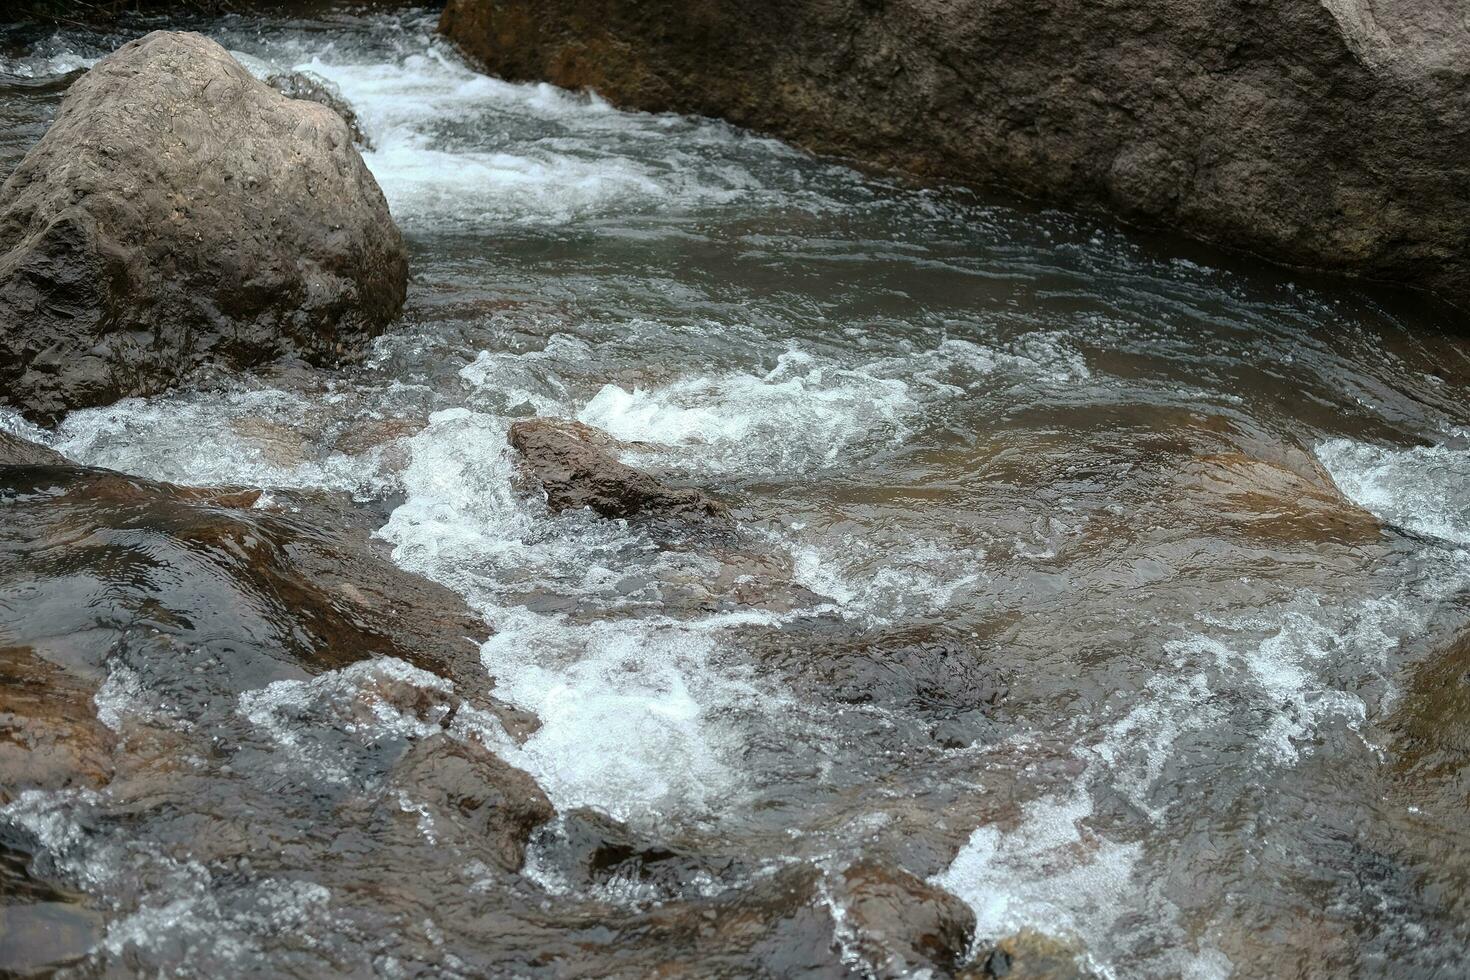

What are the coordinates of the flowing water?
(3, 5, 1470, 978)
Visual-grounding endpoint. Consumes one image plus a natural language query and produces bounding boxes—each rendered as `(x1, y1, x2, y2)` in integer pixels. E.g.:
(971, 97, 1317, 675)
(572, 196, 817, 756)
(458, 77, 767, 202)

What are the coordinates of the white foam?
(237, 658, 456, 785)
(0, 407, 47, 441)
(281, 44, 787, 230)
(785, 534, 984, 624)
(1318, 435, 1470, 544)
(474, 609, 769, 822)
(577, 350, 917, 476)
(51, 389, 392, 495)
(932, 791, 1139, 971)
(373, 409, 809, 823)
(0, 46, 98, 79)
(102, 874, 334, 968)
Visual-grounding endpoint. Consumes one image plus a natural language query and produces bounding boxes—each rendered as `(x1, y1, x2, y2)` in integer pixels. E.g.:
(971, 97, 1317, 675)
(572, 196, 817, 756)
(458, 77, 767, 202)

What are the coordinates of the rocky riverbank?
(438, 0, 1470, 312)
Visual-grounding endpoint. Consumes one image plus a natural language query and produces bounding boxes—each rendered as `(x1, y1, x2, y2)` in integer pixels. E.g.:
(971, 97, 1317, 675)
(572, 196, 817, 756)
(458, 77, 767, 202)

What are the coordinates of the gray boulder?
(439, 0, 1470, 310)
(0, 31, 407, 423)
(231, 50, 374, 150)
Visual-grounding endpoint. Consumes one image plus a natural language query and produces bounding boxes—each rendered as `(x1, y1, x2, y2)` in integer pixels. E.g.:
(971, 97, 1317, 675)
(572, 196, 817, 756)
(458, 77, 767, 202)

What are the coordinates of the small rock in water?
(507, 417, 729, 522)
(389, 734, 554, 872)
(831, 859, 976, 977)
(0, 31, 406, 422)
(529, 807, 746, 901)
(965, 929, 1096, 979)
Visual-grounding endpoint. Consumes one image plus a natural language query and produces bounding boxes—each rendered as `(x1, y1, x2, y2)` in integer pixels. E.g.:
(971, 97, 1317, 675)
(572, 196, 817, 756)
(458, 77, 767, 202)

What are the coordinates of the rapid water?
(3, 6, 1470, 978)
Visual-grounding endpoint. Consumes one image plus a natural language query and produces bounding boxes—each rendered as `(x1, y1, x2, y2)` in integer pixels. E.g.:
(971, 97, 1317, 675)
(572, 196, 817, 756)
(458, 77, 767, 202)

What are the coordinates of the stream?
(3, 5, 1470, 978)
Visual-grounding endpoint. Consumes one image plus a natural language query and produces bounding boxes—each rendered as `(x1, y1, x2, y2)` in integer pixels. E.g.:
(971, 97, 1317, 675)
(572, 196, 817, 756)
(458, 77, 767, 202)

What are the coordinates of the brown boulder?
(440, 0, 1470, 309)
(0, 31, 407, 422)
(507, 417, 729, 522)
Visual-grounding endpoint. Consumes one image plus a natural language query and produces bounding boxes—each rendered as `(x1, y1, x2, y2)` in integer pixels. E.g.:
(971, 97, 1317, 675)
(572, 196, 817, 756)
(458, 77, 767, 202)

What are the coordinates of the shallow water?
(3, 5, 1470, 978)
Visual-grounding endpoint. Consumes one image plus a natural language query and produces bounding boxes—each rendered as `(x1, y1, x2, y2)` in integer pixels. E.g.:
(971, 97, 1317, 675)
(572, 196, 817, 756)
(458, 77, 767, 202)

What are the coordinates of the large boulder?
(439, 0, 1470, 310)
(0, 31, 406, 423)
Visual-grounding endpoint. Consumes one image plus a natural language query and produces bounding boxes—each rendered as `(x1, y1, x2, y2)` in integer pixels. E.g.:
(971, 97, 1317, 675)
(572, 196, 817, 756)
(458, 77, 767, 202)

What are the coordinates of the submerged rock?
(390, 734, 554, 872)
(0, 31, 407, 422)
(528, 807, 747, 902)
(507, 417, 729, 522)
(832, 860, 976, 977)
(0, 646, 116, 803)
(440, 0, 1470, 309)
(752, 621, 1009, 748)
(0, 455, 521, 798)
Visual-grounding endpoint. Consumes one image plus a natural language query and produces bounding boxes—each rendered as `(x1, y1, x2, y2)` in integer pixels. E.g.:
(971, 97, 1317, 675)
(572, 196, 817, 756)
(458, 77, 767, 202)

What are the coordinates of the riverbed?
(2, 5, 1469, 977)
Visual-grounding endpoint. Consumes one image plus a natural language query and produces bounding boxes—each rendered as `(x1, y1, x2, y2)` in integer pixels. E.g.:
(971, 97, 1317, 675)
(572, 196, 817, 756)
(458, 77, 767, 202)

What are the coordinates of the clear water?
(3, 5, 1470, 977)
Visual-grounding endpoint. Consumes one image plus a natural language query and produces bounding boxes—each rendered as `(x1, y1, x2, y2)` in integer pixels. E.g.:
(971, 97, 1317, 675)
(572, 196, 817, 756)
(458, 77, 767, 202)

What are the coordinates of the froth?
(51, 389, 390, 495)
(932, 791, 1140, 968)
(1317, 435, 1470, 544)
(284, 45, 786, 229)
(478, 611, 770, 823)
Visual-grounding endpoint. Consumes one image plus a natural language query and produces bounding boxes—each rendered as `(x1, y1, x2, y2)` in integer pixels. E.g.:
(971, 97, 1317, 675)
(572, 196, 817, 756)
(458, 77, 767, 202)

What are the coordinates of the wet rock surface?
(0, 448, 558, 976)
(0, 30, 406, 422)
(832, 859, 976, 977)
(527, 807, 748, 902)
(0, 445, 533, 803)
(508, 417, 730, 522)
(390, 734, 554, 872)
(966, 930, 1094, 979)
(751, 620, 1010, 751)
(440, 0, 1470, 310)
(0, 646, 116, 802)
(0, 428, 67, 466)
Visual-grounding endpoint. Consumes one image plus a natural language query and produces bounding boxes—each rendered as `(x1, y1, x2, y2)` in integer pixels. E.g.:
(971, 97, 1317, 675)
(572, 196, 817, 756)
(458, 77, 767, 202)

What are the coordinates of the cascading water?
(2, 6, 1469, 978)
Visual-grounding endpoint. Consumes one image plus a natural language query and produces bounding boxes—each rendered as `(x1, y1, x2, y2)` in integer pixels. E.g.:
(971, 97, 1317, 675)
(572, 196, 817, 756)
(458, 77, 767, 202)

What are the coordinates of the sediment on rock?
(439, 0, 1470, 310)
(0, 30, 407, 422)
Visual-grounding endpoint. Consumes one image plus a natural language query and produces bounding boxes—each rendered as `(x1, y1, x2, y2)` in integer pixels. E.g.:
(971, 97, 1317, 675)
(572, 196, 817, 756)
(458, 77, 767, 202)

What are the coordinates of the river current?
(3, 5, 1470, 978)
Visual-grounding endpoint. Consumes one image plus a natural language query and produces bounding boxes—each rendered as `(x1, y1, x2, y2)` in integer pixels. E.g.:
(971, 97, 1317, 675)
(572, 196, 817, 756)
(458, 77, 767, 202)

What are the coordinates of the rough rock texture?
(0, 428, 67, 467)
(0, 31, 407, 422)
(267, 69, 375, 150)
(507, 417, 729, 521)
(440, 0, 1470, 309)
(231, 49, 375, 150)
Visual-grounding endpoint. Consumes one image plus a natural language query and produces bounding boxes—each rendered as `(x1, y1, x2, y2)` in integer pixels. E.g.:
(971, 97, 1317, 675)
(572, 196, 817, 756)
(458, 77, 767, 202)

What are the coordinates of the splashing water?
(3, 6, 1470, 978)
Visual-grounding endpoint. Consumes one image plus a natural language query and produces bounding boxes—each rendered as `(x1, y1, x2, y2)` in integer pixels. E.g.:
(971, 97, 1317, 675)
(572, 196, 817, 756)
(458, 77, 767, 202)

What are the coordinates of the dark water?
(3, 5, 1470, 978)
